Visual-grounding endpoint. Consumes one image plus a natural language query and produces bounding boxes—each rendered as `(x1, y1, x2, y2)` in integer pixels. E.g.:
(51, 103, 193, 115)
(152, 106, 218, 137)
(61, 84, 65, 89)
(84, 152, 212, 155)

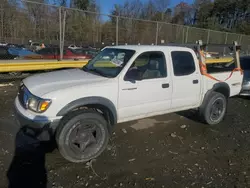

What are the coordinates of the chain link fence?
(0, 0, 250, 80)
(1, 0, 250, 53)
(0, 0, 60, 45)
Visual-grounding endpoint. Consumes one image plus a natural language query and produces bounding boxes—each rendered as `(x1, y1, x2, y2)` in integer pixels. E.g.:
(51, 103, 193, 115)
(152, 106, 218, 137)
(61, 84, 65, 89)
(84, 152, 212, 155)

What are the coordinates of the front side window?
(125, 51, 167, 80)
(171, 51, 196, 76)
(83, 48, 135, 78)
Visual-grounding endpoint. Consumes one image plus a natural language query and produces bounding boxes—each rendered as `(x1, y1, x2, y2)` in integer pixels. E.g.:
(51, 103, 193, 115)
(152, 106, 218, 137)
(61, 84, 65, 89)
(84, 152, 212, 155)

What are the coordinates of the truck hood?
(23, 68, 108, 97)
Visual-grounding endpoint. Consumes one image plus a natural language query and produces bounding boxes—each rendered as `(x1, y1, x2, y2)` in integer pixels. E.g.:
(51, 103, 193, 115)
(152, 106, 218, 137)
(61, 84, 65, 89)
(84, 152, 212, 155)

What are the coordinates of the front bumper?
(239, 90, 250, 96)
(14, 97, 60, 141)
(240, 82, 250, 96)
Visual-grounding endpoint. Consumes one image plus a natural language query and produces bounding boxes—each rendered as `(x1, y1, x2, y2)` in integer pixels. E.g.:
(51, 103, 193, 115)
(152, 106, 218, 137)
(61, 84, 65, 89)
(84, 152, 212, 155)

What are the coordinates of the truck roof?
(106, 45, 192, 52)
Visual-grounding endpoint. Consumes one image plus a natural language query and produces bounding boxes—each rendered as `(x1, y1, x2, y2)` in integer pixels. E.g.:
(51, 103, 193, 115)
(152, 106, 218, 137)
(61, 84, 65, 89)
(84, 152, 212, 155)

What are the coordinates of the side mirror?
(135, 71, 142, 81)
(86, 60, 91, 65)
(124, 69, 142, 82)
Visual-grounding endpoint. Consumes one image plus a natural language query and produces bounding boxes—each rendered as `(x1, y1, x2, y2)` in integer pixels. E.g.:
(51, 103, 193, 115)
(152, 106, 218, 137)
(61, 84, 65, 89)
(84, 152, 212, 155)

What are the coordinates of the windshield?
(83, 48, 135, 78)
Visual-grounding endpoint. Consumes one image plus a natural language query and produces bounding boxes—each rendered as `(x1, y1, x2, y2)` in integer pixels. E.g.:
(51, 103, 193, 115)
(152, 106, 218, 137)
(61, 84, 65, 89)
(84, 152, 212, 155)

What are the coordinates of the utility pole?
(59, 6, 62, 60)
(1, 4, 4, 40)
(116, 16, 119, 45)
(155, 22, 159, 45)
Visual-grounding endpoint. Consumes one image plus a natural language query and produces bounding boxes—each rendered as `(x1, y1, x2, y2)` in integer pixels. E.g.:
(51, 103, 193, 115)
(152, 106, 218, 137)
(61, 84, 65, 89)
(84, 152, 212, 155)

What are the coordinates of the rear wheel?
(200, 92, 227, 125)
(56, 111, 110, 163)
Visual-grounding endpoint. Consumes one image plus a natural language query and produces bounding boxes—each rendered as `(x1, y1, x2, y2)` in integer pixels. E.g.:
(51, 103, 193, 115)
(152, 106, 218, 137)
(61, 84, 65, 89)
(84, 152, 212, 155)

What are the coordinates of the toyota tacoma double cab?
(14, 40, 243, 163)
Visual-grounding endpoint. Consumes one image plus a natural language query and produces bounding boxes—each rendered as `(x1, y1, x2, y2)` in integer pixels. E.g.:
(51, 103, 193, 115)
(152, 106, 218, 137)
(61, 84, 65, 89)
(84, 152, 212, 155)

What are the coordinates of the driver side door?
(117, 51, 172, 123)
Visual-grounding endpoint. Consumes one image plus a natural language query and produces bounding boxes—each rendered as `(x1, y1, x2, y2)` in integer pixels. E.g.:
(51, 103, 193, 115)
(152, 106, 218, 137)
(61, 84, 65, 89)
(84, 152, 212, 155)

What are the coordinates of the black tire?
(56, 110, 110, 163)
(199, 92, 227, 125)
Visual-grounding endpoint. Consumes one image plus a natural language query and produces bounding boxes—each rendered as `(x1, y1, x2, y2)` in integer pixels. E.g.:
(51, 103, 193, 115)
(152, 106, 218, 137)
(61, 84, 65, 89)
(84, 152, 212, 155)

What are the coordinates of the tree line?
(110, 0, 250, 35)
(0, 0, 249, 45)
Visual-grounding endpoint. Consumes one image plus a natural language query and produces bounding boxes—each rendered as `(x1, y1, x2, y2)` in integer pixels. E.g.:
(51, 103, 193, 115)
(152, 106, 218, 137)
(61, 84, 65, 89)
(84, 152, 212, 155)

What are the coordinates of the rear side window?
(171, 51, 196, 76)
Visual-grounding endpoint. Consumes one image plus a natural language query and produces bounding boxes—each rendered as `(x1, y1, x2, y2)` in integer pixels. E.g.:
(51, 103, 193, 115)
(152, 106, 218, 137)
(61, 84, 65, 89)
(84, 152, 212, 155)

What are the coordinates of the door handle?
(122, 87, 137, 90)
(162, 83, 169, 88)
(193, 79, 199, 84)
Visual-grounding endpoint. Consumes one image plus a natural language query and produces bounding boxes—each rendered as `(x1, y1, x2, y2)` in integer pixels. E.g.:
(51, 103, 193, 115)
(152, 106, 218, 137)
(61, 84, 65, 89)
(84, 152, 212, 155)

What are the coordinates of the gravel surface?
(0, 81, 250, 188)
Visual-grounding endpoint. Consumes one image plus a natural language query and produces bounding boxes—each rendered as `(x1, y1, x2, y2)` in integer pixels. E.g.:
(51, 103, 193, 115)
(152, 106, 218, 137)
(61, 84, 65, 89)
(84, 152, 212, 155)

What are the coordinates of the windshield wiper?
(89, 68, 112, 78)
(82, 66, 89, 72)
(82, 66, 111, 78)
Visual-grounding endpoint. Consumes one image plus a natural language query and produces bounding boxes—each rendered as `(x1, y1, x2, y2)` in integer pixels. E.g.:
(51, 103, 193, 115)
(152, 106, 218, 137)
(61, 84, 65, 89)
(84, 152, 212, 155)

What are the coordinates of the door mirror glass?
(124, 68, 142, 81)
(136, 71, 143, 81)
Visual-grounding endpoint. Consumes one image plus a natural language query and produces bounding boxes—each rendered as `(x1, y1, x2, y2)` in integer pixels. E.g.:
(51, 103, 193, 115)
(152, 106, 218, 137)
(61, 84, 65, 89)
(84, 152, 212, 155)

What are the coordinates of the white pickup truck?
(14, 41, 243, 163)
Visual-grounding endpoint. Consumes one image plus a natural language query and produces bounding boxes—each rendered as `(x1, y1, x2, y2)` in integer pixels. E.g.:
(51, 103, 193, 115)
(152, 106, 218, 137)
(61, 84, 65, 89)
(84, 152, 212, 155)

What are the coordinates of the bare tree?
(153, 0, 170, 21)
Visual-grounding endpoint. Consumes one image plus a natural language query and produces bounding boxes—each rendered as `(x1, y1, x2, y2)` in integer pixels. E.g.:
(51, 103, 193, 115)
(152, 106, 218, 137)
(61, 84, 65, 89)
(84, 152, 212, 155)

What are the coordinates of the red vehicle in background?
(37, 47, 93, 60)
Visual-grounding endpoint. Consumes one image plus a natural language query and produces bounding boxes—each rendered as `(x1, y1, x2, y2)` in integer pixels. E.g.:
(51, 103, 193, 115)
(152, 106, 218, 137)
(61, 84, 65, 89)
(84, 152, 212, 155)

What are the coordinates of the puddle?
(130, 118, 173, 130)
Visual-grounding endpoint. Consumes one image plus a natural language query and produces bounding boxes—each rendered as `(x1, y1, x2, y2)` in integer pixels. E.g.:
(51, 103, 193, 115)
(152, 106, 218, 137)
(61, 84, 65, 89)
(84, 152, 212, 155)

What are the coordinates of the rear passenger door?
(170, 50, 202, 110)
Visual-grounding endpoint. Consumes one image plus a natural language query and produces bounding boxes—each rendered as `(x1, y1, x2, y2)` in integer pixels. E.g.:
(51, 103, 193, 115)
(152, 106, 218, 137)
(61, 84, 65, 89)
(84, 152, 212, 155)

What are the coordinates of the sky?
(98, 0, 193, 15)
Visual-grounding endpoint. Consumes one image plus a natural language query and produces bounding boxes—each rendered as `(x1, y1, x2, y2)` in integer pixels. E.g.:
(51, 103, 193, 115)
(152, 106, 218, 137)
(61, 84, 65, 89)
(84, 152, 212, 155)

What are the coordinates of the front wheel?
(56, 111, 110, 163)
(200, 92, 227, 125)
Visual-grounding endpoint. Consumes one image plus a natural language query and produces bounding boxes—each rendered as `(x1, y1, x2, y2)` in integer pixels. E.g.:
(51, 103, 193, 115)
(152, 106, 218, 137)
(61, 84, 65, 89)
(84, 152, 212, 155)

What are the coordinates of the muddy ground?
(0, 81, 250, 188)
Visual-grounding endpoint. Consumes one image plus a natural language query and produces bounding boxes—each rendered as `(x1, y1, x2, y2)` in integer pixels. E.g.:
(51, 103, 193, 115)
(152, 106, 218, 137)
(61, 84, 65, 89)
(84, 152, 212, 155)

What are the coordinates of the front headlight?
(19, 84, 51, 113)
(27, 96, 51, 113)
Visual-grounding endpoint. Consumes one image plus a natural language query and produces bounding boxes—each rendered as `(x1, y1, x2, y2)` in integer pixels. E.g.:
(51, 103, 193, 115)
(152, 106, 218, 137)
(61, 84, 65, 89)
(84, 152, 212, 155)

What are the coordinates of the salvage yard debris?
(180, 125, 187, 129)
(128, 158, 136, 162)
(145, 177, 155, 181)
(170, 133, 177, 138)
(0, 83, 14, 87)
(122, 129, 127, 134)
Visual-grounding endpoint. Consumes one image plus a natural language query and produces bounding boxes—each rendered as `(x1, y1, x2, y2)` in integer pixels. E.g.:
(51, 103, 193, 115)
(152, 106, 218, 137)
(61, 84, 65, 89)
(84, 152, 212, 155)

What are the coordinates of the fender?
(210, 82, 230, 98)
(201, 82, 230, 109)
(56, 96, 117, 124)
